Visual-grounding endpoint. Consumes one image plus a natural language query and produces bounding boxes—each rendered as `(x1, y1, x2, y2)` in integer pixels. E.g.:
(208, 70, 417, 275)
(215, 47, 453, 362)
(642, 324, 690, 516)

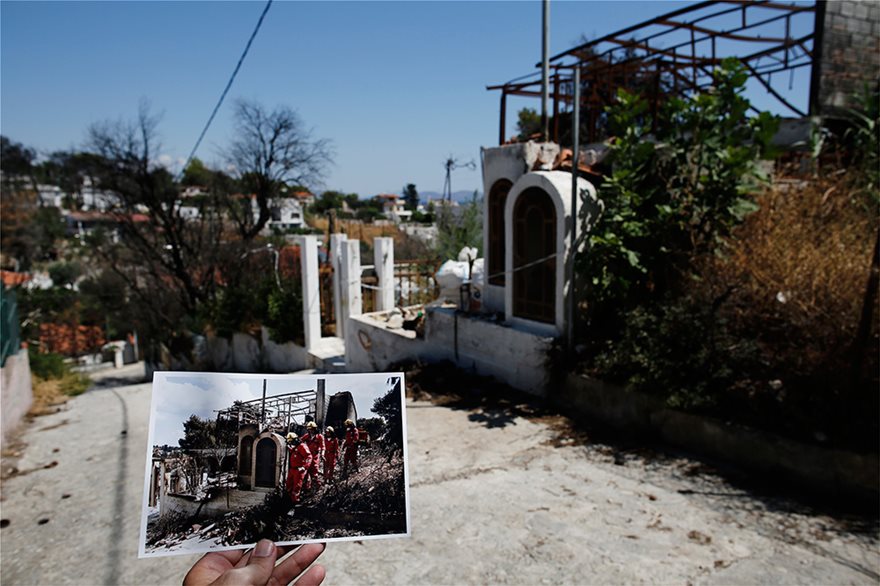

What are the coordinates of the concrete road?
(1, 367, 877, 585)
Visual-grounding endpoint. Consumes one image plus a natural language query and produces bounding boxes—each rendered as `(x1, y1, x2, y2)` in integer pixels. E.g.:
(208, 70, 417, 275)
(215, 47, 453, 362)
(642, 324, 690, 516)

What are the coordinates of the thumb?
(235, 539, 279, 585)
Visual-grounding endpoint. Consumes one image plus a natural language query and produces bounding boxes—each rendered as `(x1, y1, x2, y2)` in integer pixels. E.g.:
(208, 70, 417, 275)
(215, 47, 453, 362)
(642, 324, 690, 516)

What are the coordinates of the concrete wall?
(202, 329, 311, 373)
(558, 374, 879, 503)
(1, 350, 32, 444)
(346, 306, 554, 396)
(162, 490, 266, 519)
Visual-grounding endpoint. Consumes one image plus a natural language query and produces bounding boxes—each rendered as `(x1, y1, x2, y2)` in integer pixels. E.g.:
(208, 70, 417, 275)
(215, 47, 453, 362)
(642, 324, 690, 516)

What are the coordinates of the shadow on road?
(401, 360, 880, 578)
(103, 388, 129, 586)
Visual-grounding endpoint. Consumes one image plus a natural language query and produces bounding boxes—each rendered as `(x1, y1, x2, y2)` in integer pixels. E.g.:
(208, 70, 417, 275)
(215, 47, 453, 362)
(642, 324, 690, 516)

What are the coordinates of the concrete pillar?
(330, 233, 348, 338)
(374, 237, 395, 312)
(298, 235, 321, 351)
(340, 239, 362, 332)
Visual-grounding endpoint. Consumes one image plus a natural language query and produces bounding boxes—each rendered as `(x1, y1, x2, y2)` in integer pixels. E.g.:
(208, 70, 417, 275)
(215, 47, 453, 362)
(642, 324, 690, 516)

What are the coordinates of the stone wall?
(815, 0, 880, 115)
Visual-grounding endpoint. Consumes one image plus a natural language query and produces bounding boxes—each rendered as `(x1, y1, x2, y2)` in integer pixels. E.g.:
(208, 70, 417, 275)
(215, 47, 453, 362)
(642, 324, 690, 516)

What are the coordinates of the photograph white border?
(138, 371, 411, 558)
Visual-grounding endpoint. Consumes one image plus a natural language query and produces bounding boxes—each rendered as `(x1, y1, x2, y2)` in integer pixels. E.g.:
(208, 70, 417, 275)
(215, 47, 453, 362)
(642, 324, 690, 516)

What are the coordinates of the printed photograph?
(139, 371, 409, 557)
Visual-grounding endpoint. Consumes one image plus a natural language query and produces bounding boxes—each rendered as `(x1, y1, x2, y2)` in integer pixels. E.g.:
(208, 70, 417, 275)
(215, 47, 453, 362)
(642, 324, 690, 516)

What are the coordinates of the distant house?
(180, 185, 208, 198)
(374, 194, 412, 223)
(268, 197, 305, 231)
(37, 184, 66, 208)
(66, 211, 150, 242)
(177, 205, 201, 221)
(290, 190, 316, 209)
(80, 177, 120, 212)
(237, 194, 305, 232)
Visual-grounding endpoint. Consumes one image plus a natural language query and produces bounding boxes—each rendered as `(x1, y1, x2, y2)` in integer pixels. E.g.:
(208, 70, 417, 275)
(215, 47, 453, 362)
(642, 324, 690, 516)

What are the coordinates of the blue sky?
(1, 1, 812, 197)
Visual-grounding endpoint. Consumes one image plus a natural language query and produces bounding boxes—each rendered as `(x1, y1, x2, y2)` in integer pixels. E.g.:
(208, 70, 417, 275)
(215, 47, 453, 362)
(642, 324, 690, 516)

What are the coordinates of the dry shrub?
(28, 377, 70, 416)
(695, 175, 878, 445)
(309, 217, 435, 262)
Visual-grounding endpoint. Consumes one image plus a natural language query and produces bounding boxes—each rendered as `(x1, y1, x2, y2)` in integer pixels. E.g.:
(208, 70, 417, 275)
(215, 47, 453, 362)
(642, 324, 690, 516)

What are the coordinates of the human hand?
(183, 540, 326, 586)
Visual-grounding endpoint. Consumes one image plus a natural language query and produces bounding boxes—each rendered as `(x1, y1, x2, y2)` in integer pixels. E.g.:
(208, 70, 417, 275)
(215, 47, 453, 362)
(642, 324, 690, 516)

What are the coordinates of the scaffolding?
(488, 0, 819, 144)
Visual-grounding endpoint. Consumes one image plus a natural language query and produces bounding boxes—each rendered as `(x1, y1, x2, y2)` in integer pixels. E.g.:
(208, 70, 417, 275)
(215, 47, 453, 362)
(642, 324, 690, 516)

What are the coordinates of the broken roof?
(489, 0, 818, 143)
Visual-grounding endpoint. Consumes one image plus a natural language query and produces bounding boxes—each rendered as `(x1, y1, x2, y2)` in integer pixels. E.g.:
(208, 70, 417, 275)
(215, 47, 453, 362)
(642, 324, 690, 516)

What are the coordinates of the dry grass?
(309, 218, 401, 244)
(308, 218, 436, 261)
(28, 373, 90, 417)
(701, 178, 876, 374)
(691, 176, 878, 446)
(28, 377, 70, 416)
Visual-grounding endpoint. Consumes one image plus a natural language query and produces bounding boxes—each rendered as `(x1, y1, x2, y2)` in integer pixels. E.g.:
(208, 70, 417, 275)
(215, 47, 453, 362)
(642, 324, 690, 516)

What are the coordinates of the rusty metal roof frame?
(216, 389, 317, 432)
(488, 0, 818, 144)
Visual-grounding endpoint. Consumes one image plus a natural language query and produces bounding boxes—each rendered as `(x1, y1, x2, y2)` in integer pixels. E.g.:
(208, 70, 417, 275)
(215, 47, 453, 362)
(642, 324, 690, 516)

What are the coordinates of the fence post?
(298, 235, 321, 351)
(374, 237, 395, 312)
(340, 239, 363, 336)
(330, 233, 348, 338)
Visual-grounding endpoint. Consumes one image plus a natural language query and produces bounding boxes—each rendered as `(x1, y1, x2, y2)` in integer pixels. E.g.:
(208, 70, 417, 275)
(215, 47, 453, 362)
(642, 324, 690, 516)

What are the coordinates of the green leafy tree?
(356, 417, 385, 441)
(372, 377, 403, 452)
(435, 192, 482, 261)
(402, 183, 419, 211)
(180, 157, 213, 186)
(311, 190, 346, 214)
(516, 108, 542, 140)
(48, 261, 82, 288)
(581, 59, 778, 336)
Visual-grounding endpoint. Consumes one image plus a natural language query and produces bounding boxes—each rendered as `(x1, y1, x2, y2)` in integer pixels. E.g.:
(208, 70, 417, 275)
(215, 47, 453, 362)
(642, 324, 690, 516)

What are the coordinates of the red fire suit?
(343, 427, 359, 473)
(324, 436, 340, 481)
(286, 443, 312, 504)
(301, 432, 325, 489)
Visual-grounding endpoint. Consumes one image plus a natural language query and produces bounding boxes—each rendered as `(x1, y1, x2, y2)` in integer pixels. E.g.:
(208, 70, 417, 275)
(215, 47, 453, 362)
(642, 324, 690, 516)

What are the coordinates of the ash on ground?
(147, 449, 406, 551)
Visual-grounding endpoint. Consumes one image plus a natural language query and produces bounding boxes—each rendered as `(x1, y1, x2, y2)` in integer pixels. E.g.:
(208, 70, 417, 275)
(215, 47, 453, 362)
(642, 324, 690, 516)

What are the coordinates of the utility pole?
(442, 156, 476, 202)
(568, 66, 580, 357)
(541, 0, 550, 142)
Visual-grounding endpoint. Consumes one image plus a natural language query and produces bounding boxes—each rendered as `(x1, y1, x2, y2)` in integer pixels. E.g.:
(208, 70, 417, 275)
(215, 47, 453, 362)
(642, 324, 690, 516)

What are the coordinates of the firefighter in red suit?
(323, 426, 340, 482)
(343, 419, 359, 475)
(285, 433, 311, 505)
(301, 421, 325, 490)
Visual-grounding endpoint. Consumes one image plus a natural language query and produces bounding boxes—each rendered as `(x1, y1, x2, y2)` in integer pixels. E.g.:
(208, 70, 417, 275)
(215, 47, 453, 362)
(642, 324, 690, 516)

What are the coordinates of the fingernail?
(254, 539, 274, 558)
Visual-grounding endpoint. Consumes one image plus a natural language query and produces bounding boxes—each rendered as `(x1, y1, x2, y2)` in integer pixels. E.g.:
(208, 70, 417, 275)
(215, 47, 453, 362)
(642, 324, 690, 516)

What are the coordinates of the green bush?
(591, 293, 762, 410)
(580, 59, 778, 338)
(29, 349, 67, 379)
(28, 348, 91, 396)
(263, 281, 304, 344)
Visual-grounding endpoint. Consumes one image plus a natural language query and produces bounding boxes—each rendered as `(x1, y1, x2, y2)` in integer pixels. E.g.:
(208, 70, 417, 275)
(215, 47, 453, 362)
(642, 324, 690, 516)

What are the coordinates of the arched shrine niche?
(254, 436, 279, 488)
(512, 187, 556, 324)
(238, 435, 254, 475)
(487, 179, 513, 286)
(503, 170, 599, 337)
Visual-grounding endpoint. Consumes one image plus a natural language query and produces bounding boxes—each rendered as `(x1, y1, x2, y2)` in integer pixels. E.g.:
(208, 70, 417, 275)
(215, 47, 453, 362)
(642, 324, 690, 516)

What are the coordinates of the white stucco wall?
(503, 170, 600, 337)
(345, 306, 554, 396)
(480, 142, 561, 315)
(1, 351, 32, 444)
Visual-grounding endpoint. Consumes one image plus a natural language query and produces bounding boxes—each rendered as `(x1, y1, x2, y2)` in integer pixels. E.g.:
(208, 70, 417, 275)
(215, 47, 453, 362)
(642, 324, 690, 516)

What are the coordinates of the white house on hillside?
(247, 196, 305, 231)
(374, 194, 411, 223)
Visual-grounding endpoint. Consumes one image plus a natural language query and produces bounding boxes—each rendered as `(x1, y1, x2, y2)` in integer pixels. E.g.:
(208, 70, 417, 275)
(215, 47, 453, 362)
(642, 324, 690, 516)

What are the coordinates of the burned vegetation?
(145, 375, 407, 553)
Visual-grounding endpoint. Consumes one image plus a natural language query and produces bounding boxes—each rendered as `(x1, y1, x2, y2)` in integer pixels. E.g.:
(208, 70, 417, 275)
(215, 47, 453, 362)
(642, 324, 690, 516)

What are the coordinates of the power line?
(176, 0, 273, 181)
